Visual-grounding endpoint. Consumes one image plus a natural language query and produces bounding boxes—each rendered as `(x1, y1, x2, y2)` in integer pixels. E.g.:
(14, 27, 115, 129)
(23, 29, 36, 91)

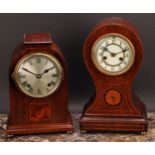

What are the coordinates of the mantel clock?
(80, 17, 148, 134)
(7, 33, 73, 135)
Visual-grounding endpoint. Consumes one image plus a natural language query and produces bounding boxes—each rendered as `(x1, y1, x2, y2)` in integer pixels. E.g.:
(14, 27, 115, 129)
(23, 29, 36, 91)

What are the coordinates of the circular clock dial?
(13, 53, 63, 98)
(91, 33, 135, 75)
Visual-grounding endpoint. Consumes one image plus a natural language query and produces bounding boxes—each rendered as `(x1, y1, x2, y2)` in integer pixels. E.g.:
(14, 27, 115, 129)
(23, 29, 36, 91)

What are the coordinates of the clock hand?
(23, 66, 55, 79)
(40, 66, 55, 75)
(114, 49, 128, 55)
(103, 47, 112, 53)
(22, 68, 37, 76)
(103, 48, 128, 57)
(103, 47, 116, 57)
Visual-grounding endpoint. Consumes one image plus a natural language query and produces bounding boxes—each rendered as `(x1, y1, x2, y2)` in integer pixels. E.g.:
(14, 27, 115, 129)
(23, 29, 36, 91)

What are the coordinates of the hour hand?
(102, 47, 115, 56)
(41, 66, 55, 75)
(22, 67, 37, 76)
(103, 47, 110, 53)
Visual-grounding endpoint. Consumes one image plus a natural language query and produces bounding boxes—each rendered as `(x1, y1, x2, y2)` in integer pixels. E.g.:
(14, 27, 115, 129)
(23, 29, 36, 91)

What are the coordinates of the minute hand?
(22, 68, 37, 76)
(115, 49, 128, 55)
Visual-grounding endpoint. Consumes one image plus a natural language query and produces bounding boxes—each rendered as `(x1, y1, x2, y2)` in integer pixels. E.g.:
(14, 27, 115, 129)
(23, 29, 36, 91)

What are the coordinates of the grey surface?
(1, 113, 155, 141)
(0, 13, 154, 113)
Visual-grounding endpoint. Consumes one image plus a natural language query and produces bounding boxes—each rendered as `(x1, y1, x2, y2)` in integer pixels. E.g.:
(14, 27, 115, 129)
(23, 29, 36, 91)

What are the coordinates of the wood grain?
(80, 17, 148, 133)
(7, 33, 73, 135)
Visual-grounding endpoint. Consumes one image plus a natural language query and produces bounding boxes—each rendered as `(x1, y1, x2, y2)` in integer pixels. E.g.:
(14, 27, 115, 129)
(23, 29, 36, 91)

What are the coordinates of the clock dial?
(91, 33, 135, 75)
(13, 53, 63, 98)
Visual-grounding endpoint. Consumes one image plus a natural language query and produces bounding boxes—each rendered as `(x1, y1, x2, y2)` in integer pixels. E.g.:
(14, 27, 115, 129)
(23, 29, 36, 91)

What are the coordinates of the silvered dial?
(92, 33, 135, 75)
(13, 53, 63, 98)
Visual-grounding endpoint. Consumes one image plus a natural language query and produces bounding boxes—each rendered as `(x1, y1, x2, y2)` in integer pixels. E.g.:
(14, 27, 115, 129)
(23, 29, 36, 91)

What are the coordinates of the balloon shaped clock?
(7, 33, 73, 135)
(80, 17, 148, 134)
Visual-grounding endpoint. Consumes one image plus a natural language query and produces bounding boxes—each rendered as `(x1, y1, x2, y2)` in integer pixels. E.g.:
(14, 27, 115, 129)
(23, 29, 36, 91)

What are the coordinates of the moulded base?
(6, 114, 73, 135)
(80, 115, 148, 133)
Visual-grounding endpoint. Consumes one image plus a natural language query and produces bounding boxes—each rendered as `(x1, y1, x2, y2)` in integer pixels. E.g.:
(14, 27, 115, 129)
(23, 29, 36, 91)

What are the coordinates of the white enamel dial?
(91, 33, 135, 75)
(13, 53, 63, 98)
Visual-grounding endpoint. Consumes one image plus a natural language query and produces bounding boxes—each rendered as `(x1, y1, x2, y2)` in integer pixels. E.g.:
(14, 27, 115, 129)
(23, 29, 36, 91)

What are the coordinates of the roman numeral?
(38, 89, 41, 94)
(52, 74, 58, 77)
(51, 81, 56, 85)
(19, 74, 26, 78)
(45, 59, 48, 65)
(36, 57, 41, 63)
(29, 87, 33, 92)
(28, 60, 33, 65)
(22, 81, 27, 87)
(47, 81, 56, 87)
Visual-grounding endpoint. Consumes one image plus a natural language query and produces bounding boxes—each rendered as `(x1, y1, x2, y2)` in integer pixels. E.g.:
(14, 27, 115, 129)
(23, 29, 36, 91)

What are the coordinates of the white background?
(0, 0, 154, 13)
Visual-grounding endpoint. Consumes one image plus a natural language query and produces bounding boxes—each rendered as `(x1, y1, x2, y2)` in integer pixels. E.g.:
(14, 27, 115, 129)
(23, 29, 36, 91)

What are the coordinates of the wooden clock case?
(6, 33, 73, 135)
(80, 18, 148, 133)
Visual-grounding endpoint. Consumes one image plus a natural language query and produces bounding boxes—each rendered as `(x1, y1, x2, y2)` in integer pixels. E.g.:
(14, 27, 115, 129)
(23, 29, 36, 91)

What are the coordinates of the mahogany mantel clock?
(80, 17, 148, 134)
(7, 33, 73, 135)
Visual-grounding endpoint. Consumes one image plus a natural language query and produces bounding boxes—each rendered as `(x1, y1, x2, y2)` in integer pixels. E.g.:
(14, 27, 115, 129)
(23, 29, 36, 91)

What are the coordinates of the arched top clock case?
(7, 33, 73, 135)
(80, 17, 148, 133)
(84, 17, 143, 83)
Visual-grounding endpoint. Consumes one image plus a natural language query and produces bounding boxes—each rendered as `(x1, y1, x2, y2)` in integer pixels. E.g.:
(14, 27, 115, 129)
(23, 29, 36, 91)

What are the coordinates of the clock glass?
(91, 33, 135, 75)
(13, 53, 63, 98)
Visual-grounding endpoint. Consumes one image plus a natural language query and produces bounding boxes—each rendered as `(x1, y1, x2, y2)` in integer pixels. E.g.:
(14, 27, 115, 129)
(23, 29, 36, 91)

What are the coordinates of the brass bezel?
(12, 52, 63, 98)
(91, 33, 135, 76)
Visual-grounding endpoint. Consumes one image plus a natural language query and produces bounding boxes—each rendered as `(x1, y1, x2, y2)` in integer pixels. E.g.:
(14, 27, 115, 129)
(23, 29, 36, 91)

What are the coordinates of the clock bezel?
(12, 52, 63, 98)
(91, 33, 135, 76)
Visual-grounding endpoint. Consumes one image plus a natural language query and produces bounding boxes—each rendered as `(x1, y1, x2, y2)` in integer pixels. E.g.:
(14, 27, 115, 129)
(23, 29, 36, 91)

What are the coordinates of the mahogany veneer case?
(6, 33, 73, 135)
(80, 17, 148, 134)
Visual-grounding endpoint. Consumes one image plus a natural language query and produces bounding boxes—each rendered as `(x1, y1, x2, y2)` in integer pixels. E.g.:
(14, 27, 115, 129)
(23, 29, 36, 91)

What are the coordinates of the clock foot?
(66, 131, 73, 134)
(81, 130, 87, 134)
(6, 134, 14, 138)
(141, 132, 146, 135)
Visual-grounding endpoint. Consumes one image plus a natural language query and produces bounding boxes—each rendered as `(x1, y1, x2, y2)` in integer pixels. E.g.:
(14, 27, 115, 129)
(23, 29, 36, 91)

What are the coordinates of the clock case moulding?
(6, 33, 73, 135)
(80, 17, 148, 133)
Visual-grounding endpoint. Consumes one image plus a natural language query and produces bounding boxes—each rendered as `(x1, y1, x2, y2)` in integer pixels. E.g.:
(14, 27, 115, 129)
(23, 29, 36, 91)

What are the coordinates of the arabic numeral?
(111, 67, 114, 71)
(112, 39, 116, 43)
(123, 61, 127, 65)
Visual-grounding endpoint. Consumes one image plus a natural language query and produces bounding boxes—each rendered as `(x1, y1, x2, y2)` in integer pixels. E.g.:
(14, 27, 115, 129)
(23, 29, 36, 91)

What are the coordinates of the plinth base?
(6, 114, 73, 135)
(80, 115, 148, 133)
